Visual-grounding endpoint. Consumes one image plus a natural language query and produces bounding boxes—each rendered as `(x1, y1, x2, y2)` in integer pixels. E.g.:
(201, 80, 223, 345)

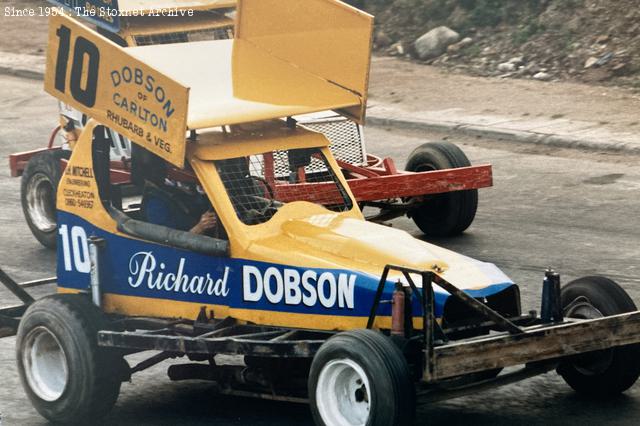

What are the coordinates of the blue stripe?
(57, 211, 516, 319)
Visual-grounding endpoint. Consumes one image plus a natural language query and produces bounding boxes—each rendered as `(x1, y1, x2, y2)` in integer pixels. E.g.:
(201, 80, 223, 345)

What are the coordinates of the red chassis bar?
(344, 165, 492, 201)
(9, 126, 62, 177)
(273, 165, 492, 204)
(274, 156, 492, 204)
(10, 135, 492, 203)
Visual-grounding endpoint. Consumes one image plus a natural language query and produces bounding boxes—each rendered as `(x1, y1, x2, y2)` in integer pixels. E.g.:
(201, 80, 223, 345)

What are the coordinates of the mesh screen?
(134, 27, 233, 46)
(216, 148, 353, 225)
(301, 119, 366, 168)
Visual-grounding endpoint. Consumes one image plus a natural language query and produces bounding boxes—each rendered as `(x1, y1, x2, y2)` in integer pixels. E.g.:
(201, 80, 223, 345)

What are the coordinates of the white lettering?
(241, 266, 357, 309)
(127, 252, 229, 298)
(128, 251, 155, 288)
(284, 269, 302, 305)
(264, 267, 284, 304)
(317, 272, 337, 308)
(338, 274, 356, 309)
(301, 270, 318, 307)
(243, 265, 263, 302)
(209, 268, 230, 297)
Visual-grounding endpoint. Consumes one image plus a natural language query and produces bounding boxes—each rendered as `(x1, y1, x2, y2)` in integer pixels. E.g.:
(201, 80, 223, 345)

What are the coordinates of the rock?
(584, 56, 599, 68)
(447, 37, 473, 53)
(611, 62, 629, 76)
(413, 26, 460, 60)
(387, 42, 405, 57)
(595, 52, 614, 67)
(498, 62, 517, 72)
(508, 56, 525, 66)
(533, 72, 552, 81)
(374, 31, 392, 48)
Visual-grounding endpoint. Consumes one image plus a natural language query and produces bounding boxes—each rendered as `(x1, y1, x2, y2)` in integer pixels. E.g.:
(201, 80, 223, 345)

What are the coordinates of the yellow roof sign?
(45, 13, 190, 167)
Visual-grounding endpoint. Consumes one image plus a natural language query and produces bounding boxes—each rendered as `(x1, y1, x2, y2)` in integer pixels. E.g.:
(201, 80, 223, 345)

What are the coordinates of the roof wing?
(236, 0, 374, 124)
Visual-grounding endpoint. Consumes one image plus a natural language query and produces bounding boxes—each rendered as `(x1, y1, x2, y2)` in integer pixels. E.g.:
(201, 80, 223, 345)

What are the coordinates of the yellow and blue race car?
(2, 1, 640, 425)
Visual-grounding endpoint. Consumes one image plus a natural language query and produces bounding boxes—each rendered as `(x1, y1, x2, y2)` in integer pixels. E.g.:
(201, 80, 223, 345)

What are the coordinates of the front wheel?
(406, 141, 478, 237)
(16, 294, 127, 423)
(557, 276, 640, 396)
(308, 329, 415, 426)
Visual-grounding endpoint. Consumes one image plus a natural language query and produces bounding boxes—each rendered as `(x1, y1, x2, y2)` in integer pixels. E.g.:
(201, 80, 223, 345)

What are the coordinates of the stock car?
(2, 1, 640, 426)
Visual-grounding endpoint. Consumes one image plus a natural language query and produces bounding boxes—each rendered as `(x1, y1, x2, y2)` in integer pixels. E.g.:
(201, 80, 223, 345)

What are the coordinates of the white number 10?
(58, 224, 91, 273)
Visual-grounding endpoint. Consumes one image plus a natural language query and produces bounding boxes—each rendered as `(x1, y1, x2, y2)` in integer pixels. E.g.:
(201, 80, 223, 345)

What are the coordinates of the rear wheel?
(21, 150, 70, 249)
(16, 294, 126, 423)
(309, 329, 415, 426)
(405, 141, 478, 237)
(557, 276, 640, 396)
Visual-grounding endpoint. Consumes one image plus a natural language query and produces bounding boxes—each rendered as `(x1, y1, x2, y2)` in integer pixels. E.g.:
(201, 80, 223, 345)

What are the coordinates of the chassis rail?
(99, 319, 331, 358)
(0, 268, 56, 337)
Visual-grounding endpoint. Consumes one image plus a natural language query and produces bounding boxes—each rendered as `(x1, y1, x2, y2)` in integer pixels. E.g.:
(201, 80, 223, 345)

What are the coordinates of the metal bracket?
(0, 268, 35, 305)
(88, 236, 106, 307)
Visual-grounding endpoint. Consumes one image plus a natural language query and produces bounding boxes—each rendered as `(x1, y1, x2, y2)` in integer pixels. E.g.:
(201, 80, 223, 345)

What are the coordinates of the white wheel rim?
(316, 358, 371, 426)
(565, 300, 613, 375)
(22, 326, 69, 401)
(26, 173, 56, 232)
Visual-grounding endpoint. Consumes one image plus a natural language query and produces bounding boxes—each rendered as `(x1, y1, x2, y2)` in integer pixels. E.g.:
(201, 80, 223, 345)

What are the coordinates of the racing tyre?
(405, 141, 478, 237)
(309, 329, 415, 426)
(557, 276, 640, 396)
(21, 150, 70, 249)
(16, 294, 126, 424)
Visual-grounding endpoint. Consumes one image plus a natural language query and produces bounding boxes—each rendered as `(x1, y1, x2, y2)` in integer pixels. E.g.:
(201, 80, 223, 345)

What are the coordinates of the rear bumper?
(348, 164, 493, 201)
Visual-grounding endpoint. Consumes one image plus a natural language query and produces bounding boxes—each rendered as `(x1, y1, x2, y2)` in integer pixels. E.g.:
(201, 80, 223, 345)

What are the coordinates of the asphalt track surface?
(1, 75, 640, 425)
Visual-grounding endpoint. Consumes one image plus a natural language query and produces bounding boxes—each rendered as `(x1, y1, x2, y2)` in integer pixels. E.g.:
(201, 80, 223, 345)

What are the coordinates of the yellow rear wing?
(45, 0, 373, 168)
(236, 0, 373, 123)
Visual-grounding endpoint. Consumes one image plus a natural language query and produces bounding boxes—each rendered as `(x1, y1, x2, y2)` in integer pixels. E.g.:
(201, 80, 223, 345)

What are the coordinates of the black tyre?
(557, 276, 640, 396)
(16, 294, 126, 424)
(405, 141, 478, 237)
(309, 329, 415, 426)
(21, 150, 70, 249)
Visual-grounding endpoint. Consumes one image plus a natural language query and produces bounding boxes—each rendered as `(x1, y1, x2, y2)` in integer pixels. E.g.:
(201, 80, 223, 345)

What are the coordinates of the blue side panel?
(48, 0, 121, 32)
(57, 212, 515, 319)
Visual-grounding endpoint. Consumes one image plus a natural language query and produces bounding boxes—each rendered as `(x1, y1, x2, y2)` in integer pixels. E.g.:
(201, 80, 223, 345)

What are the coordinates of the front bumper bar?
(432, 310, 640, 381)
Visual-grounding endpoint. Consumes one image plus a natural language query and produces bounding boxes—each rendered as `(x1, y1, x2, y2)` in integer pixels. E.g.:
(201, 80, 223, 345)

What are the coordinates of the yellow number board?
(45, 13, 190, 168)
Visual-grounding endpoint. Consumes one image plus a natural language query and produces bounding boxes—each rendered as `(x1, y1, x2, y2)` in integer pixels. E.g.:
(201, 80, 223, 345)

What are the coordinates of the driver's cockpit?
(213, 147, 354, 226)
